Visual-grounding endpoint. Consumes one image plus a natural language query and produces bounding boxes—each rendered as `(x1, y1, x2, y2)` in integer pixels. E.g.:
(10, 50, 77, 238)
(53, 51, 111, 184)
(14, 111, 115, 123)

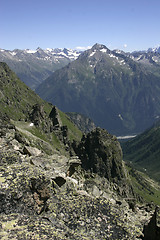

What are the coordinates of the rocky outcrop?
(29, 104, 51, 132)
(29, 104, 63, 131)
(0, 114, 156, 239)
(73, 128, 136, 199)
(29, 104, 71, 148)
(142, 207, 160, 240)
(74, 128, 124, 180)
(49, 105, 62, 128)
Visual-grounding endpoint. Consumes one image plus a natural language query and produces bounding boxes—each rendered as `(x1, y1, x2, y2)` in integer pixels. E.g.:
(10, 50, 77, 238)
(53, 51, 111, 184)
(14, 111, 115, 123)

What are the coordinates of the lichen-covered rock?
(0, 115, 158, 240)
(23, 146, 42, 156)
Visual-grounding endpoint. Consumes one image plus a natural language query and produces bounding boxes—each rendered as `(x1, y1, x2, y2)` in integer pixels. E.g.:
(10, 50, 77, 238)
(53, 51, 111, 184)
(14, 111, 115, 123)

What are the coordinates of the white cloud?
(123, 44, 127, 48)
(75, 46, 92, 51)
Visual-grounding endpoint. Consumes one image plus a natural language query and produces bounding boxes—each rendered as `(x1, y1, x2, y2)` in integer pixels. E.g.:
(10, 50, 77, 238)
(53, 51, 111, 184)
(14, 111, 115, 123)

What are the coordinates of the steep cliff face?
(142, 207, 160, 240)
(73, 128, 136, 199)
(74, 128, 123, 180)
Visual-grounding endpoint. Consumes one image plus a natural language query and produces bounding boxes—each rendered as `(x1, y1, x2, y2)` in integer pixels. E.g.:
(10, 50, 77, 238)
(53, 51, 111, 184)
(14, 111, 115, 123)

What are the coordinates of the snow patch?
(117, 135, 137, 140)
(46, 48, 53, 52)
(75, 46, 92, 51)
(100, 48, 107, 53)
(49, 49, 80, 60)
(118, 114, 123, 121)
(25, 49, 37, 54)
(29, 123, 34, 127)
(9, 52, 17, 56)
(130, 56, 135, 60)
(135, 55, 143, 61)
(109, 54, 119, 60)
(89, 51, 96, 57)
(119, 60, 125, 65)
(114, 50, 122, 54)
(152, 57, 159, 63)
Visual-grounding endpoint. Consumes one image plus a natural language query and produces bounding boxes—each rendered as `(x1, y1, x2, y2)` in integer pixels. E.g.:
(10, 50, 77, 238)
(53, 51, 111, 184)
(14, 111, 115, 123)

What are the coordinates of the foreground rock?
(0, 116, 159, 239)
(73, 128, 136, 199)
(142, 207, 160, 240)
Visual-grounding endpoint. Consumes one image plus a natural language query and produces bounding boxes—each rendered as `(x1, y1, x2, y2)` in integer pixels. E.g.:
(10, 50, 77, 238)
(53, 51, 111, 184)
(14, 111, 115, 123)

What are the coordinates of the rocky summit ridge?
(0, 62, 160, 239)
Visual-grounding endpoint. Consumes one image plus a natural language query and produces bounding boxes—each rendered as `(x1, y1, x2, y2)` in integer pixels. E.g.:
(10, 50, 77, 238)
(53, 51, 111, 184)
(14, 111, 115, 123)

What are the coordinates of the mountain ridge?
(1, 44, 160, 90)
(36, 43, 160, 136)
(0, 47, 81, 89)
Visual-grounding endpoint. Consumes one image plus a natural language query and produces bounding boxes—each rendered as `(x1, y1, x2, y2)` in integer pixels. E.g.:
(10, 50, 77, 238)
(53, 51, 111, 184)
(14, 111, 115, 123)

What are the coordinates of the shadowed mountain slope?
(36, 44, 160, 136)
(122, 121, 160, 182)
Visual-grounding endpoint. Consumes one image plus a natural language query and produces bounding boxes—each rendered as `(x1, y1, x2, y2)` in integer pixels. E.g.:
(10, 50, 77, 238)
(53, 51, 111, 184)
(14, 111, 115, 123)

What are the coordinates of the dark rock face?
(142, 207, 160, 240)
(73, 128, 137, 199)
(29, 104, 51, 133)
(29, 104, 46, 126)
(74, 128, 124, 181)
(29, 104, 62, 131)
(49, 105, 62, 128)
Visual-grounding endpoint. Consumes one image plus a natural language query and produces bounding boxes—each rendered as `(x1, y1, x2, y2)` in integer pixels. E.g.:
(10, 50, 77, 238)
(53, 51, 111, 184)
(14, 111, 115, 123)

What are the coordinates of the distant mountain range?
(1, 44, 160, 135)
(0, 47, 81, 89)
(36, 43, 160, 136)
(0, 45, 160, 90)
(147, 46, 160, 53)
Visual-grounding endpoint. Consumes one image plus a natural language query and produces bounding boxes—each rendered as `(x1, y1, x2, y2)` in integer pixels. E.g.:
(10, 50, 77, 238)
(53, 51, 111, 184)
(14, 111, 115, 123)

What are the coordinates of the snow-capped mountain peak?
(147, 46, 160, 53)
(25, 49, 38, 54)
(0, 47, 82, 89)
(0, 47, 81, 61)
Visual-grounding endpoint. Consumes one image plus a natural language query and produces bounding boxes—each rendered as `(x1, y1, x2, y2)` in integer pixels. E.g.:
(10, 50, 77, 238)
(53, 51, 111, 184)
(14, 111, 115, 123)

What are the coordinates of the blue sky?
(0, 0, 160, 52)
